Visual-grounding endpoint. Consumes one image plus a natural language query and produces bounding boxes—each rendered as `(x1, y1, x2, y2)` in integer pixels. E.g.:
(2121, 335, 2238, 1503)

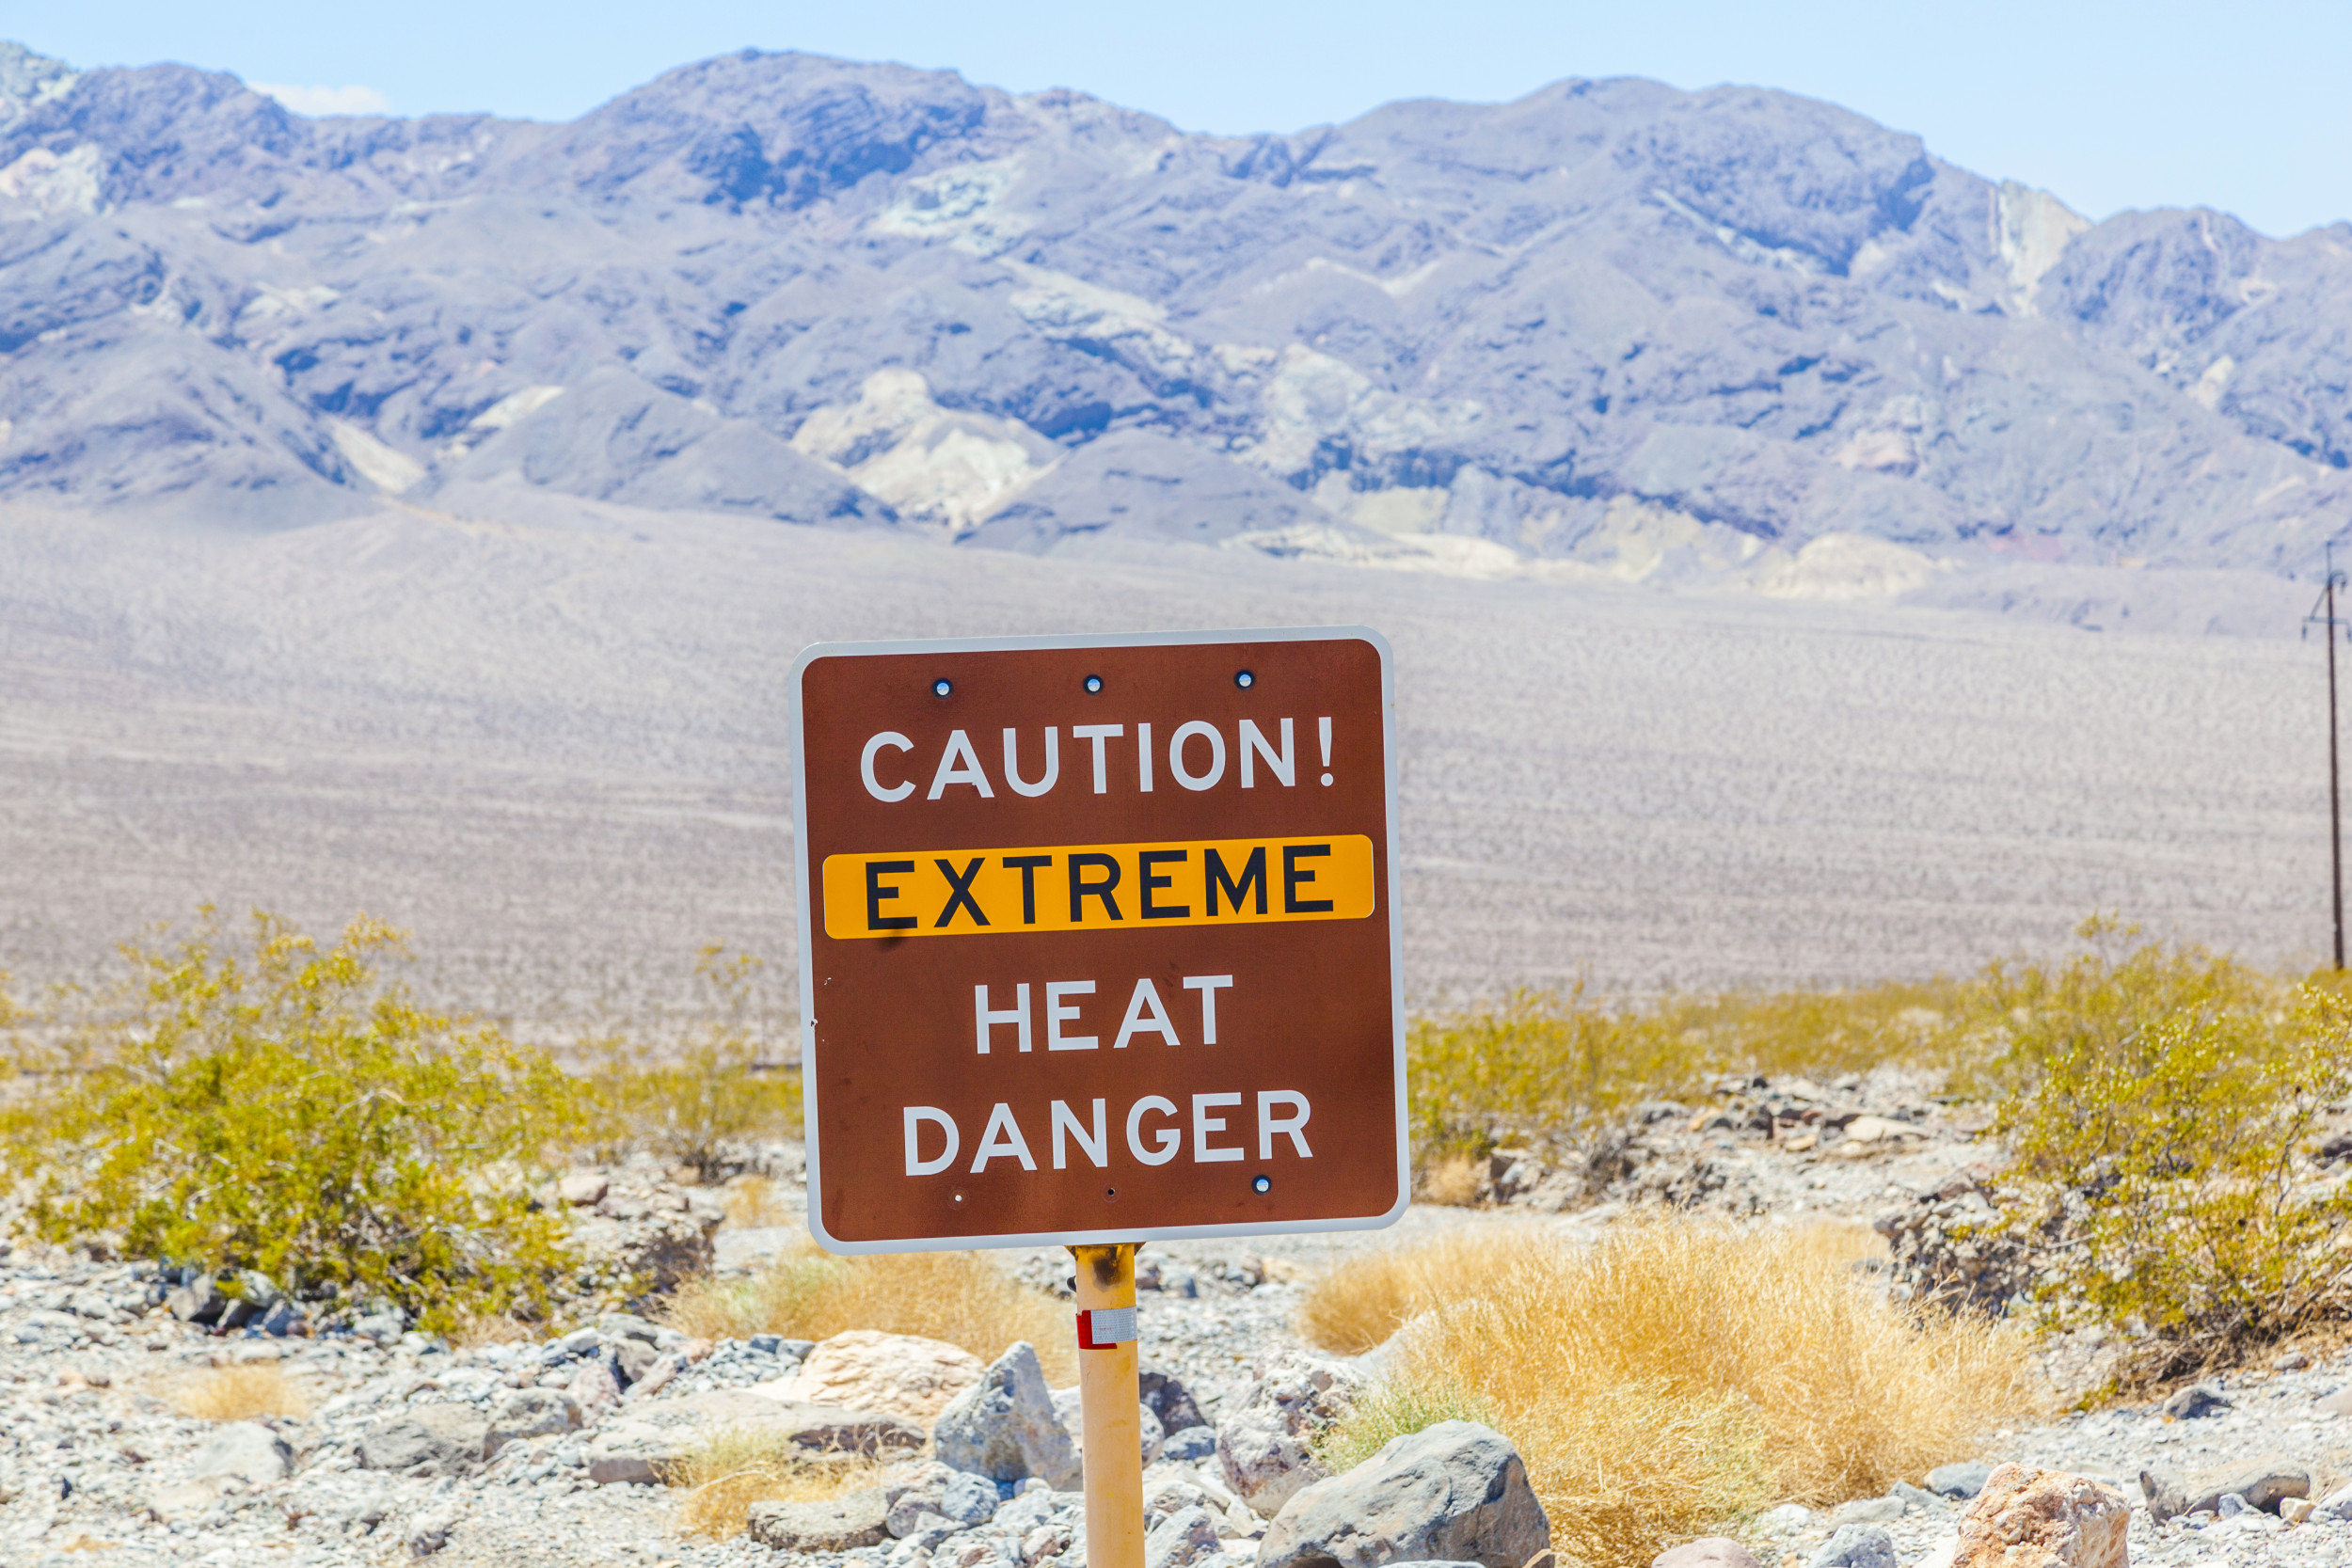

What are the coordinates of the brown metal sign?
(789, 627, 1406, 1251)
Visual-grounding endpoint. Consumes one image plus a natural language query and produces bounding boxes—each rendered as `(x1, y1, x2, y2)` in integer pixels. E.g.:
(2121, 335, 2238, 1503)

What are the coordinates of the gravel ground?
(5, 1090, 2349, 1567)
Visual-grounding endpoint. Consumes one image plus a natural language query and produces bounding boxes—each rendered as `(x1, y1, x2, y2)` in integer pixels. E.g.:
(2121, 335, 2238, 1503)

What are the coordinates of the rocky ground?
(4, 1069, 2350, 1567)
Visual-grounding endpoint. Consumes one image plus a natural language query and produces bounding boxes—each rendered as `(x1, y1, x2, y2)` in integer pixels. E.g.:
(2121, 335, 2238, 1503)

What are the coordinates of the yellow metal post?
(1071, 1242, 1144, 1568)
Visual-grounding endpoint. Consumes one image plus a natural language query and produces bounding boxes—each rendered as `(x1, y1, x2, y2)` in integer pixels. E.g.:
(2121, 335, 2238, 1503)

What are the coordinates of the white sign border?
(788, 625, 1408, 1255)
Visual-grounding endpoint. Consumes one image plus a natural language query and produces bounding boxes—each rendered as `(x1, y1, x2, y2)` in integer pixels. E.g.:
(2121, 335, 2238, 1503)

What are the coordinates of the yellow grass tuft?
(1302, 1221, 2041, 1568)
(723, 1174, 795, 1228)
(1419, 1155, 1483, 1208)
(164, 1363, 310, 1421)
(665, 1246, 1077, 1383)
(666, 1426, 883, 1539)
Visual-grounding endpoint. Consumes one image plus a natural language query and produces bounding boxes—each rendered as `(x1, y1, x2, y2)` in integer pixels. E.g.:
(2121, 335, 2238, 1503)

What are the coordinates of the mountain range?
(4, 39, 2350, 588)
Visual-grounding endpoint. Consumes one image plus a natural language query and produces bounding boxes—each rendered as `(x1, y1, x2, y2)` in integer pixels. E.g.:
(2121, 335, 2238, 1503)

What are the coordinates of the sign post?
(789, 627, 1406, 1568)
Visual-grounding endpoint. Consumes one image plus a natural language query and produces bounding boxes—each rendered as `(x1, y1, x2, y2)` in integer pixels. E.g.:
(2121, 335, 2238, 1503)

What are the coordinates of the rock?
(1256, 1419, 1549, 1568)
(2216, 1492, 2251, 1518)
(1927, 1462, 1993, 1499)
(660, 1390, 926, 1457)
(1164, 1425, 1217, 1463)
(186, 1422, 293, 1485)
(2281, 1497, 2315, 1524)
(1953, 1464, 2126, 1568)
(357, 1405, 490, 1477)
(771, 1329, 985, 1423)
(1841, 1116, 1920, 1146)
(1140, 1366, 1207, 1435)
(939, 1469, 998, 1527)
(747, 1487, 892, 1551)
(567, 1355, 621, 1417)
(559, 1171, 610, 1205)
(1829, 1496, 1905, 1527)
(934, 1342, 1083, 1489)
(1215, 1352, 1363, 1516)
(627, 1352, 681, 1401)
(168, 1274, 225, 1324)
(484, 1388, 582, 1458)
(583, 1422, 672, 1485)
(1145, 1505, 1225, 1568)
(612, 1337, 660, 1386)
(2316, 1385, 2352, 1418)
(2317, 1481, 2352, 1522)
(1891, 1481, 1943, 1511)
(2274, 1350, 2310, 1370)
(2161, 1383, 2231, 1418)
(407, 1506, 459, 1556)
(1653, 1543, 1762, 1568)
(256, 1299, 303, 1337)
(1807, 1526, 1896, 1568)
(1756, 1504, 1811, 1531)
(2138, 1454, 2311, 1518)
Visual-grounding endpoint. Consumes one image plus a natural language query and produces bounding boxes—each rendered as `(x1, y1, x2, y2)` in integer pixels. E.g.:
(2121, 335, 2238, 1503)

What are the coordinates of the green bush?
(1979, 923, 2352, 1378)
(589, 945, 802, 1180)
(0, 911, 587, 1332)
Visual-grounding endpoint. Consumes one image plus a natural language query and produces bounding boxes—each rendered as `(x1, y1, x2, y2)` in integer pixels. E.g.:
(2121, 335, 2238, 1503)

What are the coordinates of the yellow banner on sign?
(821, 836, 1376, 939)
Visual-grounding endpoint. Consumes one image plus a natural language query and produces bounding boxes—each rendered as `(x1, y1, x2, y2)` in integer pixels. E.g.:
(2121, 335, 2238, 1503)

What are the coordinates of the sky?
(8, 0, 2346, 238)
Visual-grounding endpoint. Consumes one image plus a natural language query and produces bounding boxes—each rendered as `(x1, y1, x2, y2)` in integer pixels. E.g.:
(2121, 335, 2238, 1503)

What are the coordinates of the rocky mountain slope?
(3, 40, 2350, 582)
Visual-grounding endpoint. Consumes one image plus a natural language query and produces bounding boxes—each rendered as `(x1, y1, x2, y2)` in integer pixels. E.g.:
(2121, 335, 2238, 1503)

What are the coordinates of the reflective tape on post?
(1075, 1307, 1137, 1349)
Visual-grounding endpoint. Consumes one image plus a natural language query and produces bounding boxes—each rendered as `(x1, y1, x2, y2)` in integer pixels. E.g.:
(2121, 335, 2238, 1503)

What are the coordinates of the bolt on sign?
(789, 627, 1406, 1251)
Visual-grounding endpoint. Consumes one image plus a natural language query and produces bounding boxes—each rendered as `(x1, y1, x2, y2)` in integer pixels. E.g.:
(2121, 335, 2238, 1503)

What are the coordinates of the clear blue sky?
(11, 1, 2345, 238)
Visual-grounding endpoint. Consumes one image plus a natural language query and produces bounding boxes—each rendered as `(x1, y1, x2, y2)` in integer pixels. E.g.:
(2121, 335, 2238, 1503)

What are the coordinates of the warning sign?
(788, 628, 1406, 1251)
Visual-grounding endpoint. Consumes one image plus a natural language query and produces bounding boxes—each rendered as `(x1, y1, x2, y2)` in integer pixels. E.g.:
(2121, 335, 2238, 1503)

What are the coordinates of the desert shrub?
(165, 1363, 310, 1420)
(590, 946, 802, 1179)
(666, 1426, 882, 1539)
(1979, 923, 2352, 1379)
(0, 911, 586, 1332)
(1407, 978, 1960, 1166)
(665, 1245, 1077, 1382)
(1300, 1222, 2037, 1568)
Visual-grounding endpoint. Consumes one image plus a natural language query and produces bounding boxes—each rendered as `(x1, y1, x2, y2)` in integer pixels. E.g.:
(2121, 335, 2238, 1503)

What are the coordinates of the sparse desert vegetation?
(162, 1362, 311, 1421)
(665, 1428, 882, 1540)
(663, 1245, 1079, 1384)
(1303, 1224, 2040, 1568)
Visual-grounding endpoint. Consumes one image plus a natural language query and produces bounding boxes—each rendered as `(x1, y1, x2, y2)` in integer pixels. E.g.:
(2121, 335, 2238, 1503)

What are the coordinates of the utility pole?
(2307, 543, 2347, 969)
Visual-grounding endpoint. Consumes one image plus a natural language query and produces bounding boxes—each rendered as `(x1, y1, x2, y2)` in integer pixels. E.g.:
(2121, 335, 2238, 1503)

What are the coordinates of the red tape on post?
(1075, 1307, 1137, 1349)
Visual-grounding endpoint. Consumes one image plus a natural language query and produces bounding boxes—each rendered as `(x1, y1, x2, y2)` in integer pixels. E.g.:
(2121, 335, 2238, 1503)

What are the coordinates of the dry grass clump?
(1419, 1155, 1482, 1208)
(665, 1246, 1076, 1383)
(1296, 1227, 1550, 1355)
(164, 1363, 310, 1420)
(1304, 1222, 2039, 1568)
(667, 1426, 882, 1538)
(723, 1175, 794, 1228)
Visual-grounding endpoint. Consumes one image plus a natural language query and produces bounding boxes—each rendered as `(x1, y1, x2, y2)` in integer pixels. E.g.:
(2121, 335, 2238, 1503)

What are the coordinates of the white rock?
(186, 1421, 294, 1486)
(1214, 1352, 1363, 1517)
(769, 1329, 984, 1422)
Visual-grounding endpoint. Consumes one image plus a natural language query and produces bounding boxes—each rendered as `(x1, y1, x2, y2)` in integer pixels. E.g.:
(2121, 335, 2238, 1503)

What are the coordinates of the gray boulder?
(1827, 1497, 1904, 1527)
(357, 1404, 490, 1477)
(1145, 1505, 1225, 1568)
(1652, 1543, 1761, 1568)
(1140, 1367, 1208, 1437)
(2314, 1481, 2352, 1522)
(747, 1487, 892, 1551)
(2160, 1384, 2231, 1419)
(485, 1388, 582, 1458)
(2139, 1455, 2312, 1519)
(1216, 1352, 1363, 1517)
(186, 1421, 293, 1485)
(168, 1274, 224, 1324)
(1926, 1461, 1991, 1499)
(933, 1341, 1082, 1490)
(1807, 1526, 1896, 1568)
(1256, 1420, 1549, 1568)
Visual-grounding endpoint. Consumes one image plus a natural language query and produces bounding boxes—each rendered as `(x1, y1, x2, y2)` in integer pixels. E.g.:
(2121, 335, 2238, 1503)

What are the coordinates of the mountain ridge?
(4, 40, 2349, 588)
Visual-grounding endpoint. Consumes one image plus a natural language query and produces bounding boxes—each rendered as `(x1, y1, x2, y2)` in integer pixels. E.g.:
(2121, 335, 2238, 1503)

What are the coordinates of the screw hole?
(1234, 670, 1255, 689)
(1084, 674, 1104, 694)
(932, 678, 953, 697)
(1251, 1174, 1272, 1194)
